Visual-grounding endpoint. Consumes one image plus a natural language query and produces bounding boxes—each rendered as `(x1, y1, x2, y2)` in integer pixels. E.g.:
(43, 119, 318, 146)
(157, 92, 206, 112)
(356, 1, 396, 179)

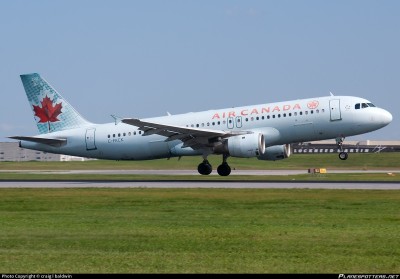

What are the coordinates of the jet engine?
(226, 133, 266, 158)
(257, 144, 292, 161)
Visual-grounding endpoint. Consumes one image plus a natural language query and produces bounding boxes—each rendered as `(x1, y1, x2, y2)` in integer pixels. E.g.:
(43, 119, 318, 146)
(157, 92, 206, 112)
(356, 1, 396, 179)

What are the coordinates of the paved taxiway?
(3, 169, 399, 175)
(1, 169, 399, 189)
(0, 180, 399, 189)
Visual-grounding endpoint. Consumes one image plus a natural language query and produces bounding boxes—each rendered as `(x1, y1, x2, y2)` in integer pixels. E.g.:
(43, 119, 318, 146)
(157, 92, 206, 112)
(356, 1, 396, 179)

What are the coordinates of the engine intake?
(257, 144, 292, 161)
(226, 133, 265, 158)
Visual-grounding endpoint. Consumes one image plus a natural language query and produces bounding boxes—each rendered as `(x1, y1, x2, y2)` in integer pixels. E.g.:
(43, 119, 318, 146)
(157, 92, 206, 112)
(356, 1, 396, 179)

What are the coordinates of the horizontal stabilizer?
(8, 136, 67, 147)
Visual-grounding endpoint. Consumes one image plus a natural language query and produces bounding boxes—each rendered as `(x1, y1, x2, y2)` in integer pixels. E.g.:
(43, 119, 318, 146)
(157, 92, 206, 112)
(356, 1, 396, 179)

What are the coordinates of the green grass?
(0, 153, 399, 273)
(0, 188, 399, 273)
(0, 172, 399, 182)
(1, 153, 400, 171)
(1, 153, 399, 181)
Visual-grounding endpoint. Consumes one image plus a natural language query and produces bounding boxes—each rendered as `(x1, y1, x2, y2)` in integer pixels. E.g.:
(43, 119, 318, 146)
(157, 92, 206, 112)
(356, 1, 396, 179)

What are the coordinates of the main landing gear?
(198, 154, 232, 176)
(336, 137, 348, 160)
(197, 159, 212, 175)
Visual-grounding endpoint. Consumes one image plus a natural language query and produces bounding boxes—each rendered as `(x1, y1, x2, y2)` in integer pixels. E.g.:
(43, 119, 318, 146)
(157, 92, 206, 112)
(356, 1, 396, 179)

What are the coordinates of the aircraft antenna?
(111, 115, 123, 125)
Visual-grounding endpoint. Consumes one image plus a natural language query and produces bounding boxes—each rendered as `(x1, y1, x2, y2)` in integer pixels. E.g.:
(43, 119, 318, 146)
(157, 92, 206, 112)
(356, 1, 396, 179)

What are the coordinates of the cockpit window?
(355, 103, 376, 109)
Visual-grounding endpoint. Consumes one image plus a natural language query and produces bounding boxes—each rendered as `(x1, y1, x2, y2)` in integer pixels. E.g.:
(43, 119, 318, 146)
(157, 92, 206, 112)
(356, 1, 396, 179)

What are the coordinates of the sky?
(1, 0, 399, 142)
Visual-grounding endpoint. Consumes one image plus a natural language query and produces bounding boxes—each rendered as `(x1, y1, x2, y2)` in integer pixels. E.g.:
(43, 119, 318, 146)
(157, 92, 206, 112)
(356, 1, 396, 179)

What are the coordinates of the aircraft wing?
(122, 118, 250, 149)
(8, 136, 67, 147)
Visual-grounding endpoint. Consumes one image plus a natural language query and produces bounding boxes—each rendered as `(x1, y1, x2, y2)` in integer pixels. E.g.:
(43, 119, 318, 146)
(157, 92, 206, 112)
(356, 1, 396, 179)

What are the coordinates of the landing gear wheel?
(217, 162, 231, 176)
(336, 136, 349, 161)
(198, 160, 212, 175)
(338, 152, 348, 160)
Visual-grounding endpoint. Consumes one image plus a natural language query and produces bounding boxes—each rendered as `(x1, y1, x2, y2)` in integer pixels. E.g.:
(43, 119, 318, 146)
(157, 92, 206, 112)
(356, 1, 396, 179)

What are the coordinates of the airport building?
(0, 140, 399, 162)
(293, 140, 400, 154)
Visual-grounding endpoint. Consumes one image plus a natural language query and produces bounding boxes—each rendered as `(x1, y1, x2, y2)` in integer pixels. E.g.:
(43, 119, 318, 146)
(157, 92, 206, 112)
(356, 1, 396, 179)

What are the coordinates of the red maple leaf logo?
(307, 100, 319, 109)
(33, 96, 62, 131)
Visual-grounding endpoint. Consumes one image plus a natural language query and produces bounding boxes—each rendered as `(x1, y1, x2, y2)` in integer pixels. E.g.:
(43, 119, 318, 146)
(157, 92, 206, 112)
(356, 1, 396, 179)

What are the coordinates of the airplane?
(9, 73, 393, 176)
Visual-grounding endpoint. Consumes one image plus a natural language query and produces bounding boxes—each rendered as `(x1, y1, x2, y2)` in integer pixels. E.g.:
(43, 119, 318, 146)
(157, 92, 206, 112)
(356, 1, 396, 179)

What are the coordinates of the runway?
(3, 169, 400, 175)
(1, 169, 399, 189)
(0, 180, 399, 189)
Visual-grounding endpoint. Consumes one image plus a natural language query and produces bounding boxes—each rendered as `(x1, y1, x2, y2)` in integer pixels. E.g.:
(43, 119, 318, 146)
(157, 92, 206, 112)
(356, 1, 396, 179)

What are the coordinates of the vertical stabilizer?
(20, 73, 92, 134)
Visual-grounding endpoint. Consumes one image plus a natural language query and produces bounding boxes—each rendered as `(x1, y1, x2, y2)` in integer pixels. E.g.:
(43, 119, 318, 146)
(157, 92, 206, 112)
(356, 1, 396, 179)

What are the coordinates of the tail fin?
(20, 73, 92, 134)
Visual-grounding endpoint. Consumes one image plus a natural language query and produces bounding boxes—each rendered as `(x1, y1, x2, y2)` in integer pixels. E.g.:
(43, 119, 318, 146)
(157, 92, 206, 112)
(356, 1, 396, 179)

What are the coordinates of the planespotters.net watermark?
(339, 275, 399, 279)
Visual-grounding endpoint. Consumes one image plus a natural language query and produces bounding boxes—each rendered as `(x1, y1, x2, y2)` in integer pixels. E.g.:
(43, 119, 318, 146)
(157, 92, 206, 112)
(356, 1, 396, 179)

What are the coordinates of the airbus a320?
(9, 73, 393, 176)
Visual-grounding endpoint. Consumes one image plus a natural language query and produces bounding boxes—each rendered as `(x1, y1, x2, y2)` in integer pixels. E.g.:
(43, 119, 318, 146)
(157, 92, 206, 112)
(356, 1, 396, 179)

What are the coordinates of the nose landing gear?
(336, 137, 348, 160)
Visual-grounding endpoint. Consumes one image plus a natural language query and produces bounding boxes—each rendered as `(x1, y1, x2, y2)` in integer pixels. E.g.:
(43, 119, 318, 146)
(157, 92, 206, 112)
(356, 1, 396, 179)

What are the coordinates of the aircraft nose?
(380, 109, 393, 126)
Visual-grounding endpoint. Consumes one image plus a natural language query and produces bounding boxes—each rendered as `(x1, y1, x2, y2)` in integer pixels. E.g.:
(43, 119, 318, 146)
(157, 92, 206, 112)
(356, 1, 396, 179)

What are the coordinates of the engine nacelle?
(227, 133, 265, 158)
(257, 144, 292, 161)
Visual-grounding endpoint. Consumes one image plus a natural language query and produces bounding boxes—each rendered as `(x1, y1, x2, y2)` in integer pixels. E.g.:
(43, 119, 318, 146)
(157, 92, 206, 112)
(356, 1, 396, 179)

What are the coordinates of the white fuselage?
(19, 96, 392, 160)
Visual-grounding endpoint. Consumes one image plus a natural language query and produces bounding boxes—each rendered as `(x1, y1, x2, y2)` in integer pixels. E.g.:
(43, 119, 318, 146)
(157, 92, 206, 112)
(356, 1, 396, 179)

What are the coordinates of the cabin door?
(85, 128, 97, 150)
(329, 99, 342, 121)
